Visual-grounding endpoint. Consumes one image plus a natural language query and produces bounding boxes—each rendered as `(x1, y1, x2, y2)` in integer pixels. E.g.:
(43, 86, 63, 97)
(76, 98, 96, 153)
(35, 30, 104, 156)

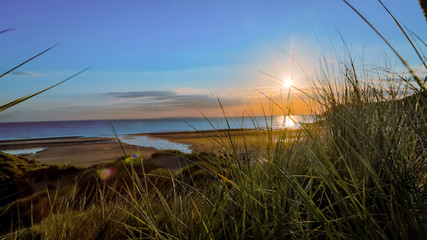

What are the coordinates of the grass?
(0, 30, 91, 114)
(2, 55, 425, 239)
(1, 1, 426, 239)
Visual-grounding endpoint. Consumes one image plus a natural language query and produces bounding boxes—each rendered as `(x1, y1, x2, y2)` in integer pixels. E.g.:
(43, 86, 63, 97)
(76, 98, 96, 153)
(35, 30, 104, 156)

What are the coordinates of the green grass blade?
(0, 43, 60, 79)
(0, 66, 92, 112)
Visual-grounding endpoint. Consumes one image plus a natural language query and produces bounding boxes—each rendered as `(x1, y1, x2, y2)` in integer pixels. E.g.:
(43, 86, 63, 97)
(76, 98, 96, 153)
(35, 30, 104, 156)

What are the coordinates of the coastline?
(0, 136, 153, 167)
(0, 129, 255, 167)
(0, 128, 301, 167)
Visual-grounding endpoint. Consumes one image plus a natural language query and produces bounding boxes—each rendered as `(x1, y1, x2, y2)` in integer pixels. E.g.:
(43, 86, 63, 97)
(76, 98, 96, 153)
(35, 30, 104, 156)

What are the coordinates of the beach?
(0, 137, 147, 167)
(0, 128, 297, 167)
(0, 116, 311, 168)
(0, 129, 245, 167)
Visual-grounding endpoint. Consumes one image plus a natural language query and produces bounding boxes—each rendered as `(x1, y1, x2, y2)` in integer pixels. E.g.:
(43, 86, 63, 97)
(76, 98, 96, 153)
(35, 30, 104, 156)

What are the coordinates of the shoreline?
(0, 128, 299, 167)
(0, 129, 244, 167)
(0, 136, 148, 167)
(0, 128, 254, 142)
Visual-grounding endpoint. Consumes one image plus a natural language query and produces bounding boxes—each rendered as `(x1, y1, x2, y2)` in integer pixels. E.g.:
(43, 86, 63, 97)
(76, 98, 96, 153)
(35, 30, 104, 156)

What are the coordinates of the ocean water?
(0, 115, 315, 141)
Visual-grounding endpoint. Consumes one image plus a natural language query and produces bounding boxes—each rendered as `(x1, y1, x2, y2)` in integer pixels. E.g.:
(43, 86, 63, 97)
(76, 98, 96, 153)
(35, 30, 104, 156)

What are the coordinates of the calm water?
(0, 115, 315, 141)
(2, 148, 47, 155)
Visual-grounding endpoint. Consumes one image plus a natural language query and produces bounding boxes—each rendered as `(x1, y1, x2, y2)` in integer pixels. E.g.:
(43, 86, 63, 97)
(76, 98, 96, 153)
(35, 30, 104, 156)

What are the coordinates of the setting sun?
(282, 78, 293, 88)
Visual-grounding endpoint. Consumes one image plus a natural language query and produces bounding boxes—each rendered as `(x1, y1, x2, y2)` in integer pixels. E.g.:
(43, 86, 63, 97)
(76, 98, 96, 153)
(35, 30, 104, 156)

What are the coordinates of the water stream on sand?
(120, 135, 192, 154)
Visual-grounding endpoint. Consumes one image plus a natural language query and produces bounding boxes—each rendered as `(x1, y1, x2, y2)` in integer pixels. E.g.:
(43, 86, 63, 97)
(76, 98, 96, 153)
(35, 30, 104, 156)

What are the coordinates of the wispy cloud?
(106, 90, 238, 110)
(108, 91, 172, 98)
(13, 71, 45, 77)
(172, 88, 212, 95)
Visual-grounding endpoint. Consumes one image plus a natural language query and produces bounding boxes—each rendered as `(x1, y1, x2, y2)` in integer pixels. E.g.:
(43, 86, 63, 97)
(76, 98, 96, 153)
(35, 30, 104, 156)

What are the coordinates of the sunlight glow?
(284, 115, 296, 128)
(282, 78, 293, 88)
(275, 115, 298, 129)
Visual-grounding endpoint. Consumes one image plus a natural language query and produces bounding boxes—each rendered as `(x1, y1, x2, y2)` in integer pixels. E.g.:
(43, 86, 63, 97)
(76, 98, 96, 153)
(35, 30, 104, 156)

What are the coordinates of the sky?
(0, 0, 425, 122)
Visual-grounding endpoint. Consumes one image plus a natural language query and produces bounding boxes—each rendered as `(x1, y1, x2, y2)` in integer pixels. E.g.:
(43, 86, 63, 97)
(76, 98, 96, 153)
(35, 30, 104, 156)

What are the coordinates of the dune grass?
(2, 46, 425, 239)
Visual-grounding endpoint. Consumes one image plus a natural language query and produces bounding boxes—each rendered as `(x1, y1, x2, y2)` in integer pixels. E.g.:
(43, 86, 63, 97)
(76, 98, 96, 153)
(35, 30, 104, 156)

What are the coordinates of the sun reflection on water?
(284, 116, 297, 128)
(275, 115, 298, 129)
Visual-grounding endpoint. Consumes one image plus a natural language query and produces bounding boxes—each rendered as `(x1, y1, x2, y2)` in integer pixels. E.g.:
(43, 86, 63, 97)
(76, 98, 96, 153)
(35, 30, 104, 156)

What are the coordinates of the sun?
(282, 78, 293, 88)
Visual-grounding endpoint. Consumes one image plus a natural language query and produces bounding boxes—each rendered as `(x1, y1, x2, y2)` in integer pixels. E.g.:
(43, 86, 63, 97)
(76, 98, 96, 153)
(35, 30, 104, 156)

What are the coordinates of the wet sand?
(142, 128, 296, 152)
(0, 137, 158, 167)
(135, 128, 267, 153)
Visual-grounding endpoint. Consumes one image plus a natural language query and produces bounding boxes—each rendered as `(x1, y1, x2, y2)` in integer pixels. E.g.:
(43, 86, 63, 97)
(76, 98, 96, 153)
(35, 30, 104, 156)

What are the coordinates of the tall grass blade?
(0, 43, 60, 79)
(0, 66, 92, 112)
(377, 0, 427, 71)
(342, 0, 426, 91)
(0, 28, 14, 34)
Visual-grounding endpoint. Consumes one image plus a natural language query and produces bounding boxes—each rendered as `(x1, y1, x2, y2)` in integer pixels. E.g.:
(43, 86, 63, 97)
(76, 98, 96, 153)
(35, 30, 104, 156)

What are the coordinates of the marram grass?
(2, 53, 425, 239)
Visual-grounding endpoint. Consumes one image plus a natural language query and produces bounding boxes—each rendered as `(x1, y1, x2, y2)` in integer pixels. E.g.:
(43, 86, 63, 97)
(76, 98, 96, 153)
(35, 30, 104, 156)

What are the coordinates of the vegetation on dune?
(420, 0, 427, 20)
(1, 1, 427, 239)
(0, 150, 220, 236)
(2, 59, 425, 239)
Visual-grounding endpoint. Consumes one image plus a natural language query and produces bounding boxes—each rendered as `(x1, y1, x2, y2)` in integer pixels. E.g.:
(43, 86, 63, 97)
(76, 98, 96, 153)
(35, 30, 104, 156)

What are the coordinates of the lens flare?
(98, 167, 118, 181)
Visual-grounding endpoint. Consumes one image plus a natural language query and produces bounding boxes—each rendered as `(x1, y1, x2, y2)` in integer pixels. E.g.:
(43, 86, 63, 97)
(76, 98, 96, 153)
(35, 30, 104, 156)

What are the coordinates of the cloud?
(172, 88, 212, 95)
(108, 91, 172, 98)
(13, 71, 44, 76)
(105, 90, 239, 110)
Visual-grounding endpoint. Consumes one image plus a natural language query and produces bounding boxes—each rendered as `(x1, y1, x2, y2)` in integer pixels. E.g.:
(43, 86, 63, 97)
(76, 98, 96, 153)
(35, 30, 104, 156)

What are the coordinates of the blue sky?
(0, 0, 425, 121)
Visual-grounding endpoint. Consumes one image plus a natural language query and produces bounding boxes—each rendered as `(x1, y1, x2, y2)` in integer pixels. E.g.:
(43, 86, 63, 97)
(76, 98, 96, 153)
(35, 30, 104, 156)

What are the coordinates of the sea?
(0, 115, 314, 154)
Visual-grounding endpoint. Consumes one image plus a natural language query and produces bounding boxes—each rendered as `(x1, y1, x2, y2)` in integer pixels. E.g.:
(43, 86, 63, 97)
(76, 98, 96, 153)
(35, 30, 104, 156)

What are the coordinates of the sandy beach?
(0, 137, 155, 167)
(0, 130, 239, 167)
(0, 128, 296, 167)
